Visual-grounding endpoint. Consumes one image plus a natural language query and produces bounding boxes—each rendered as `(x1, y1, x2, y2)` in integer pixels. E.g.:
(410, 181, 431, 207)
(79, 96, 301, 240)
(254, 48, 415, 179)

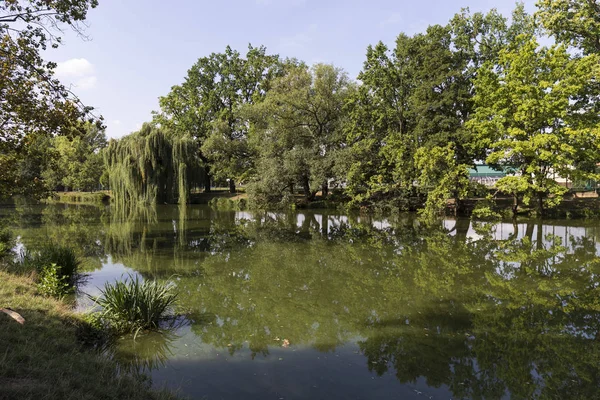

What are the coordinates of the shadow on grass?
(0, 271, 181, 400)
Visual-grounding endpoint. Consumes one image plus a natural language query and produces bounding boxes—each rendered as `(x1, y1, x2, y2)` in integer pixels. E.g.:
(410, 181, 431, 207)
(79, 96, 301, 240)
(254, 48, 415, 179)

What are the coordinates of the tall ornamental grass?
(94, 275, 178, 334)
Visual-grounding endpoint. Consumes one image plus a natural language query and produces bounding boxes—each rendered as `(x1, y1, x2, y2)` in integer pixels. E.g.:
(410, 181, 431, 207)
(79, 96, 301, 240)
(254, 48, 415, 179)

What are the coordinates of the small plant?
(93, 275, 178, 335)
(37, 263, 71, 298)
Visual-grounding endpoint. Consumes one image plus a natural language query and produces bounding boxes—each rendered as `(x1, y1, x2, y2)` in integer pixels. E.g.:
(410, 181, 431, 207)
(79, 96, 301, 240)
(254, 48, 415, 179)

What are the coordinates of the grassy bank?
(47, 191, 111, 205)
(0, 270, 179, 400)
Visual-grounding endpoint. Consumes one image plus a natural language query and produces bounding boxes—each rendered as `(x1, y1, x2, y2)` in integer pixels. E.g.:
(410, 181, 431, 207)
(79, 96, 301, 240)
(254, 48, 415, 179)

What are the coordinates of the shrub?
(37, 263, 71, 298)
(33, 245, 81, 285)
(14, 245, 81, 296)
(93, 275, 178, 335)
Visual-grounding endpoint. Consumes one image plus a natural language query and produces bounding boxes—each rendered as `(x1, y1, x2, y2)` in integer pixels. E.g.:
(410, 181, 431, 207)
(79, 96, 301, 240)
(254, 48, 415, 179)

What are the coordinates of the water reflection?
(3, 204, 600, 399)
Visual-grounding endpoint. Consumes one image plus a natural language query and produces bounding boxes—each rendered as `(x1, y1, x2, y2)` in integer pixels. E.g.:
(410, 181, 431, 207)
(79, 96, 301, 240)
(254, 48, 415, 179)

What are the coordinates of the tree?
(43, 123, 108, 192)
(104, 124, 203, 208)
(468, 34, 600, 216)
(536, 0, 600, 55)
(344, 38, 416, 208)
(245, 63, 353, 205)
(345, 6, 536, 215)
(155, 45, 281, 193)
(0, 0, 101, 198)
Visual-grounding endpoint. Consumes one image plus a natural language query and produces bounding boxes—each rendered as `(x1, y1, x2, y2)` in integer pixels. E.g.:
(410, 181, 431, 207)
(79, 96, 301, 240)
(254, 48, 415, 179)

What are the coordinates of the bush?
(14, 245, 81, 296)
(93, 275, 178, 335)
(37, 263, 71, 298)
(20, 245, 81, 284)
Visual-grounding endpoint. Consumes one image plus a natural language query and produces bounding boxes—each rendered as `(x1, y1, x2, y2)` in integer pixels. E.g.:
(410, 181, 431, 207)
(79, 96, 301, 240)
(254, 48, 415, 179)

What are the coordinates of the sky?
(49, 0, 536, 139)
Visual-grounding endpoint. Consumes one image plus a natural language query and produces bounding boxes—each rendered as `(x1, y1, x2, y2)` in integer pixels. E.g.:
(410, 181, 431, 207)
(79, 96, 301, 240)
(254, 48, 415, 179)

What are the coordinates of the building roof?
(468, 165, 506, 177)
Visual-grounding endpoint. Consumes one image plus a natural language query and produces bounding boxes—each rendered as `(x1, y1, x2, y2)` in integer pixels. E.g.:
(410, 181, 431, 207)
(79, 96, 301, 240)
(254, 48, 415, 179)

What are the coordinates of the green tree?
(0, 0, 101, 199)
(536, 0, 600, 54)
(155, 45, 281, 193)
(468, 34, 600, 215)
(43, 123, 107, 192)
(104, 123, 202, 207)
(246, 63, 353, 205)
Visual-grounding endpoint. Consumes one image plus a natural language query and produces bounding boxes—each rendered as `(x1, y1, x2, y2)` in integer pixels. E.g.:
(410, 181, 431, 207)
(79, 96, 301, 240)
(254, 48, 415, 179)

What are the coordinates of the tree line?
(105, 1, 600, 216)
(3, 1, 600, 217)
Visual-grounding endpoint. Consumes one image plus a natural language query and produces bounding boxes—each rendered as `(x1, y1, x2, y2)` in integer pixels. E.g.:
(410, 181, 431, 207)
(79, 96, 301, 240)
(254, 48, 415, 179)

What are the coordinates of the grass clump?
(93, 275, 178, 334)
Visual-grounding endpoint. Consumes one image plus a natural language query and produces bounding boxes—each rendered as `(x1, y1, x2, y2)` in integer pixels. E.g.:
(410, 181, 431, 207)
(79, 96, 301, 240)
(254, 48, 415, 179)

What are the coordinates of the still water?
(4, 203, 600, 399)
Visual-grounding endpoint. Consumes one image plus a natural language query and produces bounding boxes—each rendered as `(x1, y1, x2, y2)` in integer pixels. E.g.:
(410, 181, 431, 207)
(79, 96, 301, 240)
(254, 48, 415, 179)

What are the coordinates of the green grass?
(93, 275, 178, 334)
(0, 270, 180, 400)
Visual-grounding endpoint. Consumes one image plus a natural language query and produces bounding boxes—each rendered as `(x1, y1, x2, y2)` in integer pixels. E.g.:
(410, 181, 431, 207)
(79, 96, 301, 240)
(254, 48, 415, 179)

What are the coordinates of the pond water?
(4, 203, 600, 399)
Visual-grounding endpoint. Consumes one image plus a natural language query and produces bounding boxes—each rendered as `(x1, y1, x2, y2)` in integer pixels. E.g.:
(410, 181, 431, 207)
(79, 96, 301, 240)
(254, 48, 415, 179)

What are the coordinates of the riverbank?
(47, 191, 111, 205)
(42, 189, 600, 219)
(0, 270, 180, 400)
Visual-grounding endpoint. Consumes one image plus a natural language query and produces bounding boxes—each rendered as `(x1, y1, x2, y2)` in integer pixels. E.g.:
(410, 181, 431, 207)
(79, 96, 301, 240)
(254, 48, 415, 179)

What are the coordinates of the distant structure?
(468, 165, 506, 187)
(468, 164, 598, 192)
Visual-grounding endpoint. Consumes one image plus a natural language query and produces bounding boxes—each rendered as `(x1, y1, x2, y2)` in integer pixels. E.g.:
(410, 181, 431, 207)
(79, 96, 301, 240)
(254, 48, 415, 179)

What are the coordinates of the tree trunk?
(525, 222, 534, 241)
(229, 179, 236, 194)
(321, 214, 329, 237)
(289, 184, 294, 194)
(537, 193, 545, 217)
(203, 167, 211, 193)
(512, 194, 519, 218)
(302, 176, 311, 200)
(321, 181, 329, 198)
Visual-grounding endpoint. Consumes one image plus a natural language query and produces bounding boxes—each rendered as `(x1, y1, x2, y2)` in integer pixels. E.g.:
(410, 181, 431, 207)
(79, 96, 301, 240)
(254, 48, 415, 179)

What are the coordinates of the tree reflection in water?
(5, 204, 600, 399)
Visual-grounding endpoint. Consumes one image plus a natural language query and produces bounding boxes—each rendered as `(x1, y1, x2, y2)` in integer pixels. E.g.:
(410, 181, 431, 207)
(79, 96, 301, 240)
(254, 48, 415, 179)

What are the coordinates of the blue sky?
(50, 0, 536, 139)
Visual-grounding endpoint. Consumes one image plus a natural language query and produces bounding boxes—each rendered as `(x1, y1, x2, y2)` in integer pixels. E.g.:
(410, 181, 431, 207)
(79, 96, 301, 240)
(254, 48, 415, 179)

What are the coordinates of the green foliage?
(17, 245, 81, 288)
(536, 0, 600, 54)
(155, 45, 282, 193)
(415, 143, 471, 219)
(42, 123, 108, 192)
(343, 9, 529, 209)
(246, 63, 352, 205)
(37, 263, 71, 298)
(104, 123, 202, 207)
(0, 1, 102, 200)
(468, 33, 600, 215)
(208, 197, 247, 210)
(50, 191, 110, 204)
(93, 275, 178, 334)
(0, 227, 13, 259)
(471, 200, 502, 220)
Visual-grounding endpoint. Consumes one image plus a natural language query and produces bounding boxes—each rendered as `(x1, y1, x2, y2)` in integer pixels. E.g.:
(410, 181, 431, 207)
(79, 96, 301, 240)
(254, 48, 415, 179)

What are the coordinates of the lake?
(4, 203, 600, 399)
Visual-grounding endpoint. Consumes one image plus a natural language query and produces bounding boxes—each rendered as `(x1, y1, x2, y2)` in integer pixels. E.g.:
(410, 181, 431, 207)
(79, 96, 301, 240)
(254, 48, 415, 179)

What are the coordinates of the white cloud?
(54, 58, 97, 90)
(112, 120, 122, 126)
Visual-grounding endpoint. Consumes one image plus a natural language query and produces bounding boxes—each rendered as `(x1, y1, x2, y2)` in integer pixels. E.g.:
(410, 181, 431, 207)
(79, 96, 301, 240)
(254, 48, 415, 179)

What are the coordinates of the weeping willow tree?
(104, 123, 203, 209)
